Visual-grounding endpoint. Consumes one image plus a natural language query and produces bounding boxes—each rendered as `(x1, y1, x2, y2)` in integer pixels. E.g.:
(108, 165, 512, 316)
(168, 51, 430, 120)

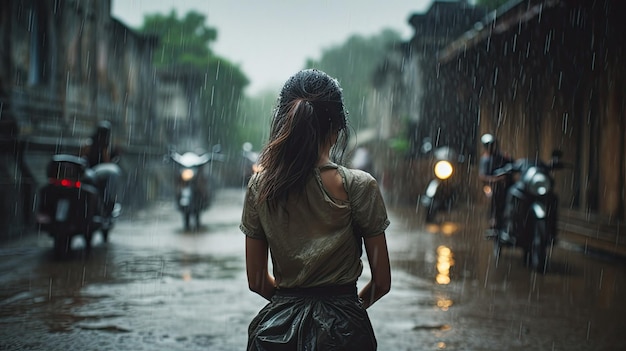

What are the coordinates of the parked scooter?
(169, 145, 222, 230)
(420, 140, 465, 222)
(491, 150, 565, 272)
(36, 154, 122, 257)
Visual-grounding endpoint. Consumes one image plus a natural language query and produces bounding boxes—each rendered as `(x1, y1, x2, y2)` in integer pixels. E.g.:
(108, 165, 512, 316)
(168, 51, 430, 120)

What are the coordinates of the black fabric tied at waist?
(275, 283, 357, 297)
(249, 281, 376, 350)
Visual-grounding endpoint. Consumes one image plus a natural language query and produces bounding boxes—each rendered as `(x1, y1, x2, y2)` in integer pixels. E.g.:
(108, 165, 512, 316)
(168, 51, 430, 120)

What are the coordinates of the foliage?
(197, 57, 250, 146)
(305, 29, 402, 131)
(235, 30, 402, 153)
(389, 137, 410, 154)
(233, 88, 277, 152)
(138, 10, 248, 151)
(141, 10, 217, 67)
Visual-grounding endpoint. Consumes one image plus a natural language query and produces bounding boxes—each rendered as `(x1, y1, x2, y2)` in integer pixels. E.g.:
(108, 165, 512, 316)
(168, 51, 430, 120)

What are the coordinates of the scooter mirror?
(550, 149, 565, 169)
(420, 137, 433, 155)
(242, 142, 253, 152)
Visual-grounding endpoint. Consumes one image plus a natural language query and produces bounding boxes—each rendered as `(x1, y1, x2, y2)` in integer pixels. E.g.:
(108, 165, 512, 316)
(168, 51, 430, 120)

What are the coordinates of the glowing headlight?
(434, 160, 453, 180)
(483, 185, 493, 197)
(181, 169, 195, 181)
(527, 169, 551, 196)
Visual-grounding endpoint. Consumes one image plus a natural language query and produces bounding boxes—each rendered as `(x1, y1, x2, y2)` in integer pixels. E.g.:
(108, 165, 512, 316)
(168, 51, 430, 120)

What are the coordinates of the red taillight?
(50, 178, 81, 188)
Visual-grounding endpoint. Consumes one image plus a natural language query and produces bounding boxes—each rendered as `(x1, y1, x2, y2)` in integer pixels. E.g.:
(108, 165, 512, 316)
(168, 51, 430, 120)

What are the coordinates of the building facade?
(369, 0, 488, 204)
(380, 0, 625, 253)
(0, 0, 158, 239)
(436, 0, 625, 253)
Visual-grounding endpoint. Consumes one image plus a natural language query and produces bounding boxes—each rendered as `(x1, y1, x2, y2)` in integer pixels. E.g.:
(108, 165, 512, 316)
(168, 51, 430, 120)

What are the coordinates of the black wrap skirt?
(247, 284, 377, 351)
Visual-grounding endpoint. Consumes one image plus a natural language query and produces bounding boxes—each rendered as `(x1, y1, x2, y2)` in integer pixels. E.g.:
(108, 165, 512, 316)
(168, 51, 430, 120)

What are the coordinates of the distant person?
(240, 69, 391, 350)
(81, 121, 122, 212)
(478, 133, 513, 234)
(82, 120, 113, 167)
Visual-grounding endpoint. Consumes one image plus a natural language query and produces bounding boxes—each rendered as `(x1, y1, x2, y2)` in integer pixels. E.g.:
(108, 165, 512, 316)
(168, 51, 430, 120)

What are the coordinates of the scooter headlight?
(181, 169, 195, 182)
(526, 168, 551, 196)
(434, 160, 453, 180)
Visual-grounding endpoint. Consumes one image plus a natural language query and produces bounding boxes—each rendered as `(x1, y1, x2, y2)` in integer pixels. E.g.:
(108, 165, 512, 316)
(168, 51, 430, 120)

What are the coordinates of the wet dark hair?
(256, 69, 350, 204)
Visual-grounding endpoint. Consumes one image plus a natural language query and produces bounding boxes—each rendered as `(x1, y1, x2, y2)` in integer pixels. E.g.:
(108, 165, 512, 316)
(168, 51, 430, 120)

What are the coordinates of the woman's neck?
(317, 136, 335, 166)
(317, 147, 331, 167)
(316, 156, 330, 167)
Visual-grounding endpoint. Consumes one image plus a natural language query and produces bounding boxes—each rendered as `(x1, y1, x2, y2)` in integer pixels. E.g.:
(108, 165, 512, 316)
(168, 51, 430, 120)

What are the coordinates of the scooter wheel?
(53, 236, 71, 258)
(530, 220, 548, 273)
(84, 233, 93, 253)
(425, 206, 437, 223)
(493, 239, 502, 267)
(195, 212, 201, 229)
(184, 212, 191, 231)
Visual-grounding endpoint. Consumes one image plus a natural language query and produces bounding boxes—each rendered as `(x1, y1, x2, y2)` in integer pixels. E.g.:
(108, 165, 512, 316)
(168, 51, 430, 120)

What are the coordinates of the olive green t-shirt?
(240, 162, 390, 289)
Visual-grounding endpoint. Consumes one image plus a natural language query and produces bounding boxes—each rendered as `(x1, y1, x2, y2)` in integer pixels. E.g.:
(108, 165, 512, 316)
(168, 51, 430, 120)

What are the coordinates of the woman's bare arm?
(359, 233, 391, 309)
(245, 236, 276, 300)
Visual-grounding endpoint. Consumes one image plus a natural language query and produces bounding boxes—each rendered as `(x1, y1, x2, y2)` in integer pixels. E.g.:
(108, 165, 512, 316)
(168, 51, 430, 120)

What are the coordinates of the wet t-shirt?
(240, 163, 390, 289)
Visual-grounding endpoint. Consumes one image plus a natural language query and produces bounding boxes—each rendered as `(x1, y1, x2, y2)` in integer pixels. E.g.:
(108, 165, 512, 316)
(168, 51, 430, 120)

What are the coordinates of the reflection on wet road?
(0, 188, 624, 350)
(0, 190, 254, 350)
(379, 205, 626, 350)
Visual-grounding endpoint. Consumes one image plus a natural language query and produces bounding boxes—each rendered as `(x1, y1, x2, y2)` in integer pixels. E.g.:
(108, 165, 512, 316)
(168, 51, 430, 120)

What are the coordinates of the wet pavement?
(1, 188, 625, 350)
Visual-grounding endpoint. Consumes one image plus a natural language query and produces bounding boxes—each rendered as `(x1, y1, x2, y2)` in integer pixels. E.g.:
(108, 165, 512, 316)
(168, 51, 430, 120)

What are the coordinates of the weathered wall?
(371, 0, 625, 252)
(462, 0, 624, 218)
(0, 0, 159, 240)
(437, 0, 625, 247)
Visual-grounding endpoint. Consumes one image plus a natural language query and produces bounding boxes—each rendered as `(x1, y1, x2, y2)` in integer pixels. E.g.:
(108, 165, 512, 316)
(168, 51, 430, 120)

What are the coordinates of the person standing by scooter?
(82, 121, 112, 167)
(80, 120, 122, 213)
(478, 133, 513, 236)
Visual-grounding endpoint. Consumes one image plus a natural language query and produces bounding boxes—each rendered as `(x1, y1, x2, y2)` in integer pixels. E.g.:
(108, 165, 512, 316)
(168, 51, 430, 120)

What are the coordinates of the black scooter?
(36, 154, 122, 257)
(420, 141, 465, 223)
(169, 146, 222, 231)
(492, 150, 565, 273)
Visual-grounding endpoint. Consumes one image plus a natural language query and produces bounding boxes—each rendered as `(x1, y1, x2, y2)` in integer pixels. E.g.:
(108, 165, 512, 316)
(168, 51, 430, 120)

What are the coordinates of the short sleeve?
(347, 170, 390, 238)
(239, 176, 266, 240)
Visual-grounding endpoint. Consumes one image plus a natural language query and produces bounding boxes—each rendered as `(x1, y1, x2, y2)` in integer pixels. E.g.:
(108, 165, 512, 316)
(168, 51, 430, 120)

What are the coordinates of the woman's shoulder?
(247, 172, 263, 193)
(336, 165, 377, 189)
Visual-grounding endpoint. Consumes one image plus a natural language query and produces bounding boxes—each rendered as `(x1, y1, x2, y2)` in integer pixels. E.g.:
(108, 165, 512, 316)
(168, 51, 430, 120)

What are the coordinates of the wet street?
(1, 188, 625, 350)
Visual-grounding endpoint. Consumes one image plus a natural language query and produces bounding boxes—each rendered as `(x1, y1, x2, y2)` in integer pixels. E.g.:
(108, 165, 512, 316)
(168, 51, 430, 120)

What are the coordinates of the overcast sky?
(112, 0, 434, 95)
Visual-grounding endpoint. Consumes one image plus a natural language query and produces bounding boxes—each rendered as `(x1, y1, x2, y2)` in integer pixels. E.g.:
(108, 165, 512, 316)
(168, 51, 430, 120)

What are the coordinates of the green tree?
(232, 29, 404, 153)
(305, 29, 402, 131)
(139, 10, 248, 150)
(141, 10, 217, 67)
(235, 88, 276, 151)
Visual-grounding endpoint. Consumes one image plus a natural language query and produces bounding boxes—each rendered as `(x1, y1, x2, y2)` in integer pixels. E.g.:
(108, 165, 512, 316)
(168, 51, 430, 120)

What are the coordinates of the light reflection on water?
(424, 221, 461, 236)
(1, 191, 625, 350)
(436, 245, 454, 286)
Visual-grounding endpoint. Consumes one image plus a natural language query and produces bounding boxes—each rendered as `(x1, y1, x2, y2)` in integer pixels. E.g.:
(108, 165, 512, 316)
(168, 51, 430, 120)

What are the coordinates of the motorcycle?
(491, 150, 565, 272)
(169, 146, 222, 230)
(36, 154, 122, 257)
(420, 141, 465, 223)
